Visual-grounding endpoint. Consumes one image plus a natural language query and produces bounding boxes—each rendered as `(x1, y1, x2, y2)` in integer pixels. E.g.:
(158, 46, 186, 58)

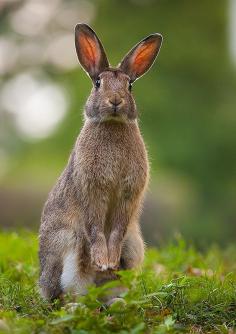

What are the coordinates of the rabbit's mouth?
(111, 111, 119, 117)
(103, 112, 127, 123)
(101, 104, 126, 119)
(105, 103, 122, 114)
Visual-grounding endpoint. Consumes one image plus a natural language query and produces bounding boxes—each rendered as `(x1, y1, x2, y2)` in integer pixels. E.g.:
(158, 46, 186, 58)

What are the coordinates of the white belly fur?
(60, 250, 93, 295)
(61, 251, 78, 292)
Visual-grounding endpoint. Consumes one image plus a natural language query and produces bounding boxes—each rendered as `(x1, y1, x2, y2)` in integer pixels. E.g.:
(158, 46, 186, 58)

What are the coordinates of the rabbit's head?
(75, 24, 162, 122)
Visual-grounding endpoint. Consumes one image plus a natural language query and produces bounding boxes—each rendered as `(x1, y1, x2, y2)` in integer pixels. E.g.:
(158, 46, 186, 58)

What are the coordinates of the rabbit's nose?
(108, 95, 123, 107)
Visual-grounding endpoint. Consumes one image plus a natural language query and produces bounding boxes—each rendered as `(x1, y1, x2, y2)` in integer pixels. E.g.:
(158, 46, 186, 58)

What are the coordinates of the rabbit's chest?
(87, 141, 148, 194)
(76, 121, 149, 195)
(118, 149, 148, 197)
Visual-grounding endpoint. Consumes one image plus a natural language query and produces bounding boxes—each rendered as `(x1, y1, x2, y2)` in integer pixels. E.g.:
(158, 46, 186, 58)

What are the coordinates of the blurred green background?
(0, 0, 235, 248)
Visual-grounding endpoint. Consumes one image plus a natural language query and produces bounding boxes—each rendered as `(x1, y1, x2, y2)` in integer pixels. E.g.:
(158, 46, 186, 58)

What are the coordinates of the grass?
(0, 232, 235, 333)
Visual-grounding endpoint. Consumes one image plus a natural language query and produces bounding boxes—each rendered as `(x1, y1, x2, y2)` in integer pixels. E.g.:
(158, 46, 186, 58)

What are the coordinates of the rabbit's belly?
(120, 164, 148, 195)
(60, 249, 94, 294)
(60, 251, 79, 292)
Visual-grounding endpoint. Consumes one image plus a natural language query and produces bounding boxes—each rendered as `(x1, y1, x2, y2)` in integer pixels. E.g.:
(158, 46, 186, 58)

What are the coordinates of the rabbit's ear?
(75, 24, 109, 80)
(119, 33, 162, 82)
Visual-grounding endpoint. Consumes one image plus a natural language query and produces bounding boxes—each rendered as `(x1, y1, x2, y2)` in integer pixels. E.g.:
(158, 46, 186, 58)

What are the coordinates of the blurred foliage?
(0, 0, 236, 246)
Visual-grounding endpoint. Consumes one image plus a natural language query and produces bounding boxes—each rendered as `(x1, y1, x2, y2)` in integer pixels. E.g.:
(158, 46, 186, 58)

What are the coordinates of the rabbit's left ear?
(75, 23, 109, 80)
(119, 33, 163, 82)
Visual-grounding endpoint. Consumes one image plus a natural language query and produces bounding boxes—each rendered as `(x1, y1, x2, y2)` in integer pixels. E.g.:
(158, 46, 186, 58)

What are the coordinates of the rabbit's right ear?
(75, 24, 109, 80)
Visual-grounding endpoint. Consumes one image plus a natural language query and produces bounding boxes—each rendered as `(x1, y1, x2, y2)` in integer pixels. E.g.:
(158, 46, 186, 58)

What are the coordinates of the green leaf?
(164, 316, 175, 330)
(50, 314, 75, 325)
(130, 322, 145, 334)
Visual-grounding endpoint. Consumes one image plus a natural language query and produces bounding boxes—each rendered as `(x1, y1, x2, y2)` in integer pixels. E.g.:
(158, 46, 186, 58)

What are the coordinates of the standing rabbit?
(39, 23, 162, 300)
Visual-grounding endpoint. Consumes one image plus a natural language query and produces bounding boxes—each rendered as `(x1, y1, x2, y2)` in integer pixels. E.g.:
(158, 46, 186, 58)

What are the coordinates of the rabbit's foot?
(108, 245, 121, 270)
(91, 244, 108, 271)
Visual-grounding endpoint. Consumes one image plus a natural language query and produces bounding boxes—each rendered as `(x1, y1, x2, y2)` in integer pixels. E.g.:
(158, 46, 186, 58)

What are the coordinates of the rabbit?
(39, 23, 163, 300)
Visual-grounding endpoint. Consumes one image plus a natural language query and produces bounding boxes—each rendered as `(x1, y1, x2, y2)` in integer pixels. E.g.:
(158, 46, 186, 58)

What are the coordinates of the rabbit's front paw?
(91, 244, 108, 271)
(108, 245, 121, 270)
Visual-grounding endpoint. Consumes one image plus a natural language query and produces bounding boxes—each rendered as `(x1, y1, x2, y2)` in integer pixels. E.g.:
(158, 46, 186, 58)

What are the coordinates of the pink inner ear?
(132, 40, 158, 76)
(78, 32, 99, 71)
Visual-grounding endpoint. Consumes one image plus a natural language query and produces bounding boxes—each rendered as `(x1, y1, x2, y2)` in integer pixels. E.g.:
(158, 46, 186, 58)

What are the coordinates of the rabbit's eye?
(128, 81, 133, 92)
(95, 78, 101, 88)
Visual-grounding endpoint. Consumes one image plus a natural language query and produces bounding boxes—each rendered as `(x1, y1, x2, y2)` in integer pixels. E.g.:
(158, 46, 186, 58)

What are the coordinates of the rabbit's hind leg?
(39, 253, 63, 300)
(120, 225, 145, 270)
(39, 228, 77, 300)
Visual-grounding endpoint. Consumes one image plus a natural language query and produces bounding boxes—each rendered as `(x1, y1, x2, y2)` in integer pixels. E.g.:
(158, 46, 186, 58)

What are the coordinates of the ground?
(0, 232, 235, 334)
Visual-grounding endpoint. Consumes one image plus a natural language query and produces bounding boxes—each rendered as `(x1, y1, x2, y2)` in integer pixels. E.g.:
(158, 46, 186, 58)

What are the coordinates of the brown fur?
(39, 24, 162, 300)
